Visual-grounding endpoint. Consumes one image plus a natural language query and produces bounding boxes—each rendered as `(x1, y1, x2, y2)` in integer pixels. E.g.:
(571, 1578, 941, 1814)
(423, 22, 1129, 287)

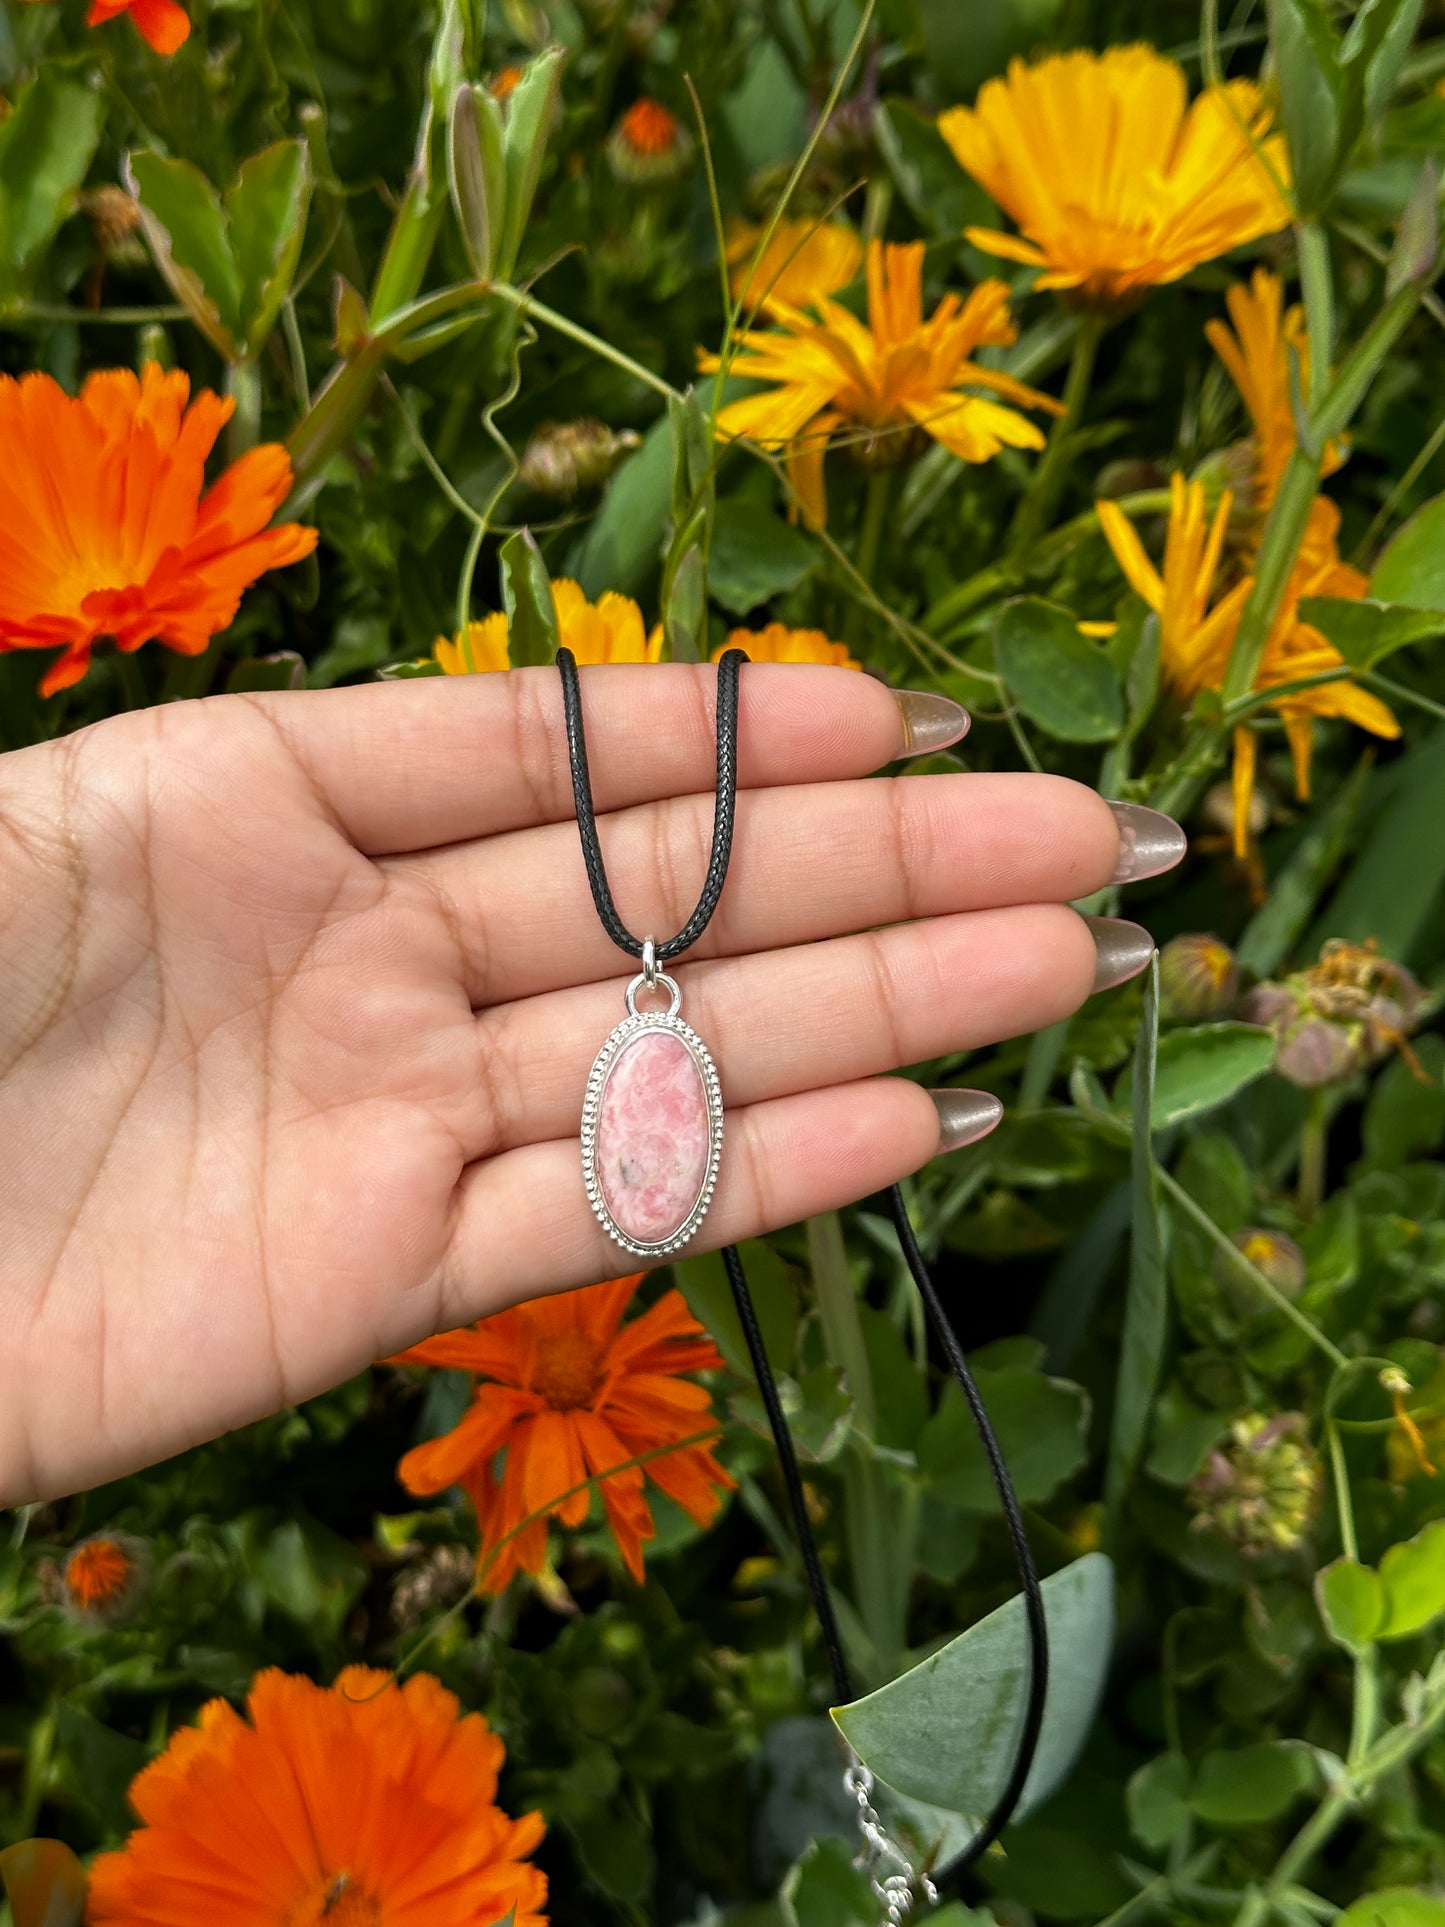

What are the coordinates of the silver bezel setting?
(581, 1011, 724, 1259)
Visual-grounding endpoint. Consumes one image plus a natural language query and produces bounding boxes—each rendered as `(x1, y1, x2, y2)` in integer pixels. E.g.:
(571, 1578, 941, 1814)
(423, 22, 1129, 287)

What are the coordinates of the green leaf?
(226, 651, 307, 693)
(568, 413, 671, 600)
(128, 150, 245, 357)
(1317, 1557, 1386, 1652)
(0, 69, 103, 297)
(1310, 725, 1445, 963)
(1126, 1752, 1192, 1851)
(664, 535, 706, 664)
(915, 0, 1068, 97)
(675, 1240, 798, 1381)
(257, 1517, 367, 1635)
(1236, 752, 1372, 977)
(995, 598, 1125, 743)
(1297, 596, 1445, 669)
(0, 1840, 87, 1927)
(708, 501, 818, 616)
(54, 1703, 148, 1833)
(1336, 1891, 1445, 1927)
(226, 140, 311, 357)
(498, 46, 564, 277)
(1371, 490, 1445, 607)
(1378, 1518, 1445, 1638)
(832, 1553, 1114, 1823)
(1119, 1023, 1277, 1131)
(1268, 0, 1345, 214)
(875, 96, 993, 237)
(1188, 1741, 1316, 1826)
(500, 528, 559, 667)
(781, 1837, 877, 1927)
(1109, 956, 1166, 1511)
(916, 1365, 1089, 1510)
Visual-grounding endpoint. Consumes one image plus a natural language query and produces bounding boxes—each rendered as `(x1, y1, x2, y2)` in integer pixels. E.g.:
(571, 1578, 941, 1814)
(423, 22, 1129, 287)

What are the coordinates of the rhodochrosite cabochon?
(582, 1012, 724, 1258)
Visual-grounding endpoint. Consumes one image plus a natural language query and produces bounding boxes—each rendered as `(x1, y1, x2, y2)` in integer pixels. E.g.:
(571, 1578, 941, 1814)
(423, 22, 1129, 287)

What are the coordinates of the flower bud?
(391, 1543, 475, 1631)
(1219, 1228, 1306, 1315)
(518, 419, 641, 502)
(1159, 933, 1239, 1020)
(62, 1532, 151, 1626)
(1187, 1411, 1322, 1556)
(607, 98, 694, 186)
(1203, 779, 1268, 840)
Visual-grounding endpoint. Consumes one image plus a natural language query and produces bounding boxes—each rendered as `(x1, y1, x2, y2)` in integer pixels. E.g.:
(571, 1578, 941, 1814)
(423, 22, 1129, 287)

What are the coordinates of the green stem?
(13, 302, 189, 326)
(1297, 1089, 1329, 1220)
(488, 283, 682, 404)
(226, 359, 262, 461)
(808, 1213, 875, 1436)
(17, 1701, 56, 1837)
(1155, 1167, 1348, 1370)
(1296, 222, 1334, 411)
(855, 470, 893, 592)
(1005, 311, 1104, 562)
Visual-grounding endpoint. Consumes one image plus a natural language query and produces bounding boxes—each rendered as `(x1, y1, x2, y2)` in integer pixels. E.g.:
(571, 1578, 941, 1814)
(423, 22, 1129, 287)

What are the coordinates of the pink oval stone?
(596, 1030, 710, 1245)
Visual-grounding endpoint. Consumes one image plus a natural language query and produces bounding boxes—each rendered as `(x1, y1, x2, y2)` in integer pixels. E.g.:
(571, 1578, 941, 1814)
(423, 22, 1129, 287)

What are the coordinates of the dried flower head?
(1188, 1411, 1323, 1556)
(518, 418, 641, 502)
(1242, 939, 1425, 1088)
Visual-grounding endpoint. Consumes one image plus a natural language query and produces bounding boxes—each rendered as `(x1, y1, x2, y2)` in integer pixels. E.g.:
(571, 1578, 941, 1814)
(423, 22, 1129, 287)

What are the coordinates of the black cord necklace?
(558, 645, 1049, 1910)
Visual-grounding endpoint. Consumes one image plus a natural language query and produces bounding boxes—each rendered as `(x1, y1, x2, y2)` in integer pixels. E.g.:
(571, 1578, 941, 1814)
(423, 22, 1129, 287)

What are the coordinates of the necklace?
(558, 644, 744, 1258)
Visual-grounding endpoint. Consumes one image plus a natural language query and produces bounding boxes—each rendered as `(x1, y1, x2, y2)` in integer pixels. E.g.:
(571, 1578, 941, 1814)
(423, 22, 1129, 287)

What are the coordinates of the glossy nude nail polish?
(1084, 915, 1156, 992)
(895, 689, 970, 757)
(1107, 801, 1187, 883)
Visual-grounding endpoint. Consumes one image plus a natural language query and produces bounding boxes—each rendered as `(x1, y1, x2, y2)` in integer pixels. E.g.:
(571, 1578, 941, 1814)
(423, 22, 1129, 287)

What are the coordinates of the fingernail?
(1085, 914, 1156, 992)
(896, 688, 970, 757)
(930, 1088, 1004, 1153)
(1108, 801, 1187, 883)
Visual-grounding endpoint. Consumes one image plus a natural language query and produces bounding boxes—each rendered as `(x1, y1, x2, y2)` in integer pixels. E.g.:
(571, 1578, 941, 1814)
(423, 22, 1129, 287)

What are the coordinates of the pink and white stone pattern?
(596, 1031, 709, 1244)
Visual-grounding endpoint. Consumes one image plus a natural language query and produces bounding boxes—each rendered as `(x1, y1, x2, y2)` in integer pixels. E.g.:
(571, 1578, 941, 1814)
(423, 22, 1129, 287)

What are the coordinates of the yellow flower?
(1098, 474, 1397, 855)
(700, 239, 1060, 527)
(938, 46, 1291, 308)
(434, 578, 664, 672)
(724, 216, 864, 313)
(713, 622, 862, 669)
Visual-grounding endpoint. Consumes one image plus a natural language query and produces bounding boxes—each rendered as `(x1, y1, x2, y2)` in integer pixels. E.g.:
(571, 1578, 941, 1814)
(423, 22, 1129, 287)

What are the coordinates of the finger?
(396, 771, 1122, 1005)
(253, 663, 941, 855)
(424, 1076, 945, 1331)
(468, 902, 1098, 1156)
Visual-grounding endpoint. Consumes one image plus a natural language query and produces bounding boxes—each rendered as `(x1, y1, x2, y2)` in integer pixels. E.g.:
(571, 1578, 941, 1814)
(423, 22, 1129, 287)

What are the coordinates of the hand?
(0, 667, 1168, 1503)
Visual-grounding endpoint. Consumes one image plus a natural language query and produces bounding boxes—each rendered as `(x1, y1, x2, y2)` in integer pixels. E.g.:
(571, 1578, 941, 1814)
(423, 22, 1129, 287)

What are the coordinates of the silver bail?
(641, 935, 661, 988)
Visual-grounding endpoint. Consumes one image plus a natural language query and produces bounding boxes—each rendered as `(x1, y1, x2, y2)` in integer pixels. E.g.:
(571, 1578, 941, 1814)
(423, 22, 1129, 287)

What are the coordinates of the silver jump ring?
(625, 969, 681, 1020)
(641, 936, 661, 988)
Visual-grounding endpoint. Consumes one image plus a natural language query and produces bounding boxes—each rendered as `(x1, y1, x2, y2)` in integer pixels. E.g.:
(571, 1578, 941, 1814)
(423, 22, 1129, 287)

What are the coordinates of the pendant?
(581, 943, 724, 1259)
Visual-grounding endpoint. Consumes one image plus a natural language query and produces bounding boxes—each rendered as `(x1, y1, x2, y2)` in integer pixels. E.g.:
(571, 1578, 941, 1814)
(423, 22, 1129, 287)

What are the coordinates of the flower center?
(290, 1874, 382, 1927)
(532, 1330, 604, 1411)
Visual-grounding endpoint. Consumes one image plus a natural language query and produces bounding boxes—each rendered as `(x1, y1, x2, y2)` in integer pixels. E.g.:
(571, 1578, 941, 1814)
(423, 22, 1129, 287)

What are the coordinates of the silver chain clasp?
(844, 1757, 939, 1925)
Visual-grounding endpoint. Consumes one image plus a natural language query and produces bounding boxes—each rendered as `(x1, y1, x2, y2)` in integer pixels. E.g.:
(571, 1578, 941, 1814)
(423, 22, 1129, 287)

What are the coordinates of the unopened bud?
(1160, 933, 1239, 1020)
(518, 418, 641, 502)
(1222, 1228, 1307, 1312)
(607, 98, 694, 186)
(62, 1532, 151, 1626)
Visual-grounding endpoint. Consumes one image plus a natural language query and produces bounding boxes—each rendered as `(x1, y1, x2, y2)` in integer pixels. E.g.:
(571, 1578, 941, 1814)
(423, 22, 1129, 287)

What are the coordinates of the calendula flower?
(62, 1533, 149, 1624)
(607, 97, 694, 185)
(701, 239, 1059, 527)
(0, 367, 315, 696)
(725, 216, 864, 313)
(1098, 474, 1396, 854)
(434, 577, 664, 674)
(713, 622, 862, 669)
(392, 1276, 733, 1592)
(18, 0, 189, 52)
(938, 46, 1290, 308)
(1206, 268, 1346, 521)
(86, 1668, 547, 1927)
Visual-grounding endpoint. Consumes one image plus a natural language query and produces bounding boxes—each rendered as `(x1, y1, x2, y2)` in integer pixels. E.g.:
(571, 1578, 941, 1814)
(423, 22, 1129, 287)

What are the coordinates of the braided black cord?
(888, 1183, 1049, 1870)
(557, 645, 745, 963)
(723, 1245, 854, 1704)
(556, 644, 1047, 1879)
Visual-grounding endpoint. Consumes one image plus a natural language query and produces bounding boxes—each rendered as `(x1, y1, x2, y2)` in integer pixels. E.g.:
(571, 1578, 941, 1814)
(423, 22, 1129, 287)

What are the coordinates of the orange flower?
(18, 0, 190, 53)
(393, 1277, 733, 1592)
(85, 1667, 547, 1927)
(608, 97, 693, 184)
(714, 622, 862, 669)
(63, 1533, 147, 1623)
(0, 367, 315, 696)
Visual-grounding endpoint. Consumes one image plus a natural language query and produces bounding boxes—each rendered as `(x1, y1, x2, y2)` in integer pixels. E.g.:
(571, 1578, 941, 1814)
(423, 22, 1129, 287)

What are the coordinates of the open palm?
(0, 665, 1128, 1504)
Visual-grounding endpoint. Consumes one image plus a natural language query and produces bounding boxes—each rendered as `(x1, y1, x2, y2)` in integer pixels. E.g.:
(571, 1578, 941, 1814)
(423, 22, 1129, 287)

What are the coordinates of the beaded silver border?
(581, 1011, 724, 1259)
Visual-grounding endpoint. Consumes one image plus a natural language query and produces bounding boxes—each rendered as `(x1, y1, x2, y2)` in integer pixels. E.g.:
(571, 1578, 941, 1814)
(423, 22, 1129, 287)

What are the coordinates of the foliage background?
(6, 1, 1445, 1924)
